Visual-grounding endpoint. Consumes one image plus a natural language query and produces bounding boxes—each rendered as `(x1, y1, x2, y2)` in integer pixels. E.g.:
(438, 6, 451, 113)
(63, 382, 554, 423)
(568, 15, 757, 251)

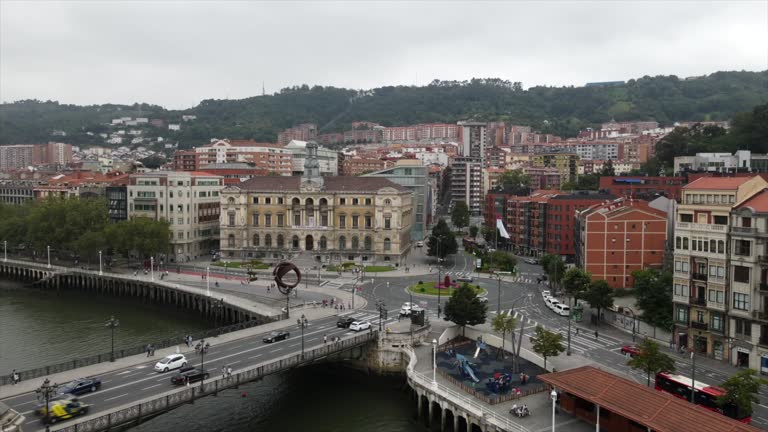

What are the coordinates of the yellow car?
(39, 398, 90, 424)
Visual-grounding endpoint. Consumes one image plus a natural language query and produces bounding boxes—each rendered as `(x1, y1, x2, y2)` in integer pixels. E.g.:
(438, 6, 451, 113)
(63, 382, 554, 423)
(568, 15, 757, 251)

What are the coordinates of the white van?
(546, 297, 560, 310)
(554, 303, 570, 317)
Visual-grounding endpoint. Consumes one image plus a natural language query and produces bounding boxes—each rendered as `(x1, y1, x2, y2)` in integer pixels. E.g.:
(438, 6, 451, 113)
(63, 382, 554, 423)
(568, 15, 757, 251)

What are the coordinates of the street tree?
(539, 254, 565, 291)
(427, 219, 458, 260)
(469, 226, 479, 238)
(488, 250, 517, 272)
(451, 201, 470, 231)
(443, 283, 487, 335)
(73, 230, 108, 265)
(500, 170, 531, 194)
(600, 159, 616, 176)
(530, 326, 565, 370)
(718, 369, 767, 418)
(105, 217, 171, 261)
(626, 339, 676, 386)
(632, 269, 673, 330)
(583, 279, 614, 326)
(491, 311, 516, 360)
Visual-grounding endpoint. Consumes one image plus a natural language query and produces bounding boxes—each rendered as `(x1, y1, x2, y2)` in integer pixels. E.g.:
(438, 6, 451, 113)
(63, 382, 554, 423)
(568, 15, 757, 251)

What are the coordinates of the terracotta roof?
(736, 189, 768, 213)
(237, 175, 407, 193)
(684, 176, 753, 190)
(539, 366, 759, 432)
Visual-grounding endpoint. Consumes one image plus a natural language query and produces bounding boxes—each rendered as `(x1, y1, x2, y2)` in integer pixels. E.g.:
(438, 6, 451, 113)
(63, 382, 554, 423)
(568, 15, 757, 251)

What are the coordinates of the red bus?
(655, 372, 751, 424)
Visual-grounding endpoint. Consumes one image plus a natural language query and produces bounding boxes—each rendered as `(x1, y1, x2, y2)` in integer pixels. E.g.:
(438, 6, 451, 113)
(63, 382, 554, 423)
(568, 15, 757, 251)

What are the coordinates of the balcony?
(753, 311, 768, 322)
(690, 321, 708, 330)
(760, 283, 768, 294)
(692, 272, 708, 282)
(732, 226, 758, 235)
(675, 222, 727, 233)
(691, 297, 707, 306)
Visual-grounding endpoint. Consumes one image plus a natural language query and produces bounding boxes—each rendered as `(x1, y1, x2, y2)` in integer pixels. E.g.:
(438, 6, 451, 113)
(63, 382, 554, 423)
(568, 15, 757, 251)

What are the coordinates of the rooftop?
(236, 175, 407, 193)
(684, 176, 753, 190)
(539, 366, 759, 432)
(735, 189, 768, 213)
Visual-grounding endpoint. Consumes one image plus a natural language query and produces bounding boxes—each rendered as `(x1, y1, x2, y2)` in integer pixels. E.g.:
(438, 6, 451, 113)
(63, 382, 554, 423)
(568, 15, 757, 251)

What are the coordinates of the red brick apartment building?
(599, 176, 686, 201)
(576, 198, 668, 289)
(340, 158, 393, 176)
(485, 190, 616, 259)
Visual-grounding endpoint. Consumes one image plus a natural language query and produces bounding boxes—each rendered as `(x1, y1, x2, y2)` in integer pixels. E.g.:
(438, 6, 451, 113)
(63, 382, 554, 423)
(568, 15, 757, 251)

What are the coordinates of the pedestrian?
(222, 365, 227, 378)
(185, 375, 190, 386)
(323, 334, 327, 344)
(227, 366, 232, 377)
(594, 330, 599, 340)
(575, 327, 579, 336)
(516, 387, 521, 399)
(11, 370, 20, 385)
(146, 344, 152, 357)
(150, 344, 155, 356)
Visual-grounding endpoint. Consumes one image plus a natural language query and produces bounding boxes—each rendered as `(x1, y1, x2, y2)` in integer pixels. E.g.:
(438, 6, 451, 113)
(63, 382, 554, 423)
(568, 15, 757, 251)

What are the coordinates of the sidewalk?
(0, 306, 342, 401)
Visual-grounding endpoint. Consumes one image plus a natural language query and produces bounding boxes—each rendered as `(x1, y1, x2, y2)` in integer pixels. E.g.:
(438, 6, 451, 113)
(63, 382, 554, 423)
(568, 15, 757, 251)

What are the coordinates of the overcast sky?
(1, 1, 766, 109)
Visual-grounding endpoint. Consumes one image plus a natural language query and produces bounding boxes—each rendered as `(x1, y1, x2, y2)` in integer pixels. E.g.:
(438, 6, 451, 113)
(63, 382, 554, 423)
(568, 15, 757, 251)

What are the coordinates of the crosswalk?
(489, 309, 624, 355)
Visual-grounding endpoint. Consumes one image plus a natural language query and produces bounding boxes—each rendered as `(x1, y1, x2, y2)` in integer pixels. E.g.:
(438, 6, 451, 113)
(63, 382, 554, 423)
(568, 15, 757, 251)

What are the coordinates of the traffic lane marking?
(141, 383, 162, 391)
(105, 392, 130, 401)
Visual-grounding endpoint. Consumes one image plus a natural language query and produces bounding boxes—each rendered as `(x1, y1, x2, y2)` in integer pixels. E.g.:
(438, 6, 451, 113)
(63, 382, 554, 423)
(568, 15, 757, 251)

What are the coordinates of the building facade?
(450, 157, 483, 216)
(673, 176, 768, 361)
(277, 123, 317, 145)
(219, 141, 413, 265)
(576, 198, 668, 289)
(285, 140, 339, 176)
(127, 171, 223, 262)
(599, 176, 686, 202)
(531, 153, 578, 185)
(340, 158, 392, 176)
(0, 145, 35, 171)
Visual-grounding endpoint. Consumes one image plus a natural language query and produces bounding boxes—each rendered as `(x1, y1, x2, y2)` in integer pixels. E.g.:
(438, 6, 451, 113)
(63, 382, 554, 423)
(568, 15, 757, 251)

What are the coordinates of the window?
(383, 238, 391, 251)
(277, 235, 284, 248)
(252, 234, 259, 246)
(265, 214, 272, 227)
(277, 214, 284, 227)
(364, 236, 372, 251)
(252, 213, 259, 226)
(734, 240, 752, 256)
(319, 236, 327, 250)
(338, 236, 346, 250)
(228, 197, 235, 205)
(384, 199, 391, 205)
(683, 238, 689, 249)
(710, 314, 723, 331)
(365, 215, 372, 228)
(718, 240, 725, 254)
(321, 213, 328, 227)
(264, 234, 272, 247)
(384, 217, 391, 229)
(676, 306, 689, 323)
(169, 191, 174, 198)
(352, 215, 359, 228)
(352, 198, 359, 205)
(253, 197, 259, 204)
(742, 217, 752, 228)
(294, 213, 300, 226)
(365, 198, 372, 205)
(228, 212, 235, 226)
(265, 197, 271, 204)
(351, 237, 359, 249)
(734, 266, 750, 283)
(339, 215, 346, 228)
(736, 318, 752, 336)
(278, 197, 284, 204)
(680, 214, 693, 223)
(676, 237, 682, 249)
(177, 218, 183, 225)
(674, 283, 690, 297)
(339, 198, 346, 205)
(733, 293, 750, 311)
(227, 234, 235, 248)
(714, 215, 728, 225)
(708, 290, 724, 304)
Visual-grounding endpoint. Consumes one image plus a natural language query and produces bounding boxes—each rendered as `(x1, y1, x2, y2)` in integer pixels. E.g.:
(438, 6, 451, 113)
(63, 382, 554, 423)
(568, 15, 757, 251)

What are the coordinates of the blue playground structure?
(455, 353, 480, 383)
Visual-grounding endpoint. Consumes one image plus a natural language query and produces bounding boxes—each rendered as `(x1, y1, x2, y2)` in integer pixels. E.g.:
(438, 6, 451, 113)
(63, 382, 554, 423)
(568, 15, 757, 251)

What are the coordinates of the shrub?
(418, 280, 423, 285)
(419, 287, 426, 293)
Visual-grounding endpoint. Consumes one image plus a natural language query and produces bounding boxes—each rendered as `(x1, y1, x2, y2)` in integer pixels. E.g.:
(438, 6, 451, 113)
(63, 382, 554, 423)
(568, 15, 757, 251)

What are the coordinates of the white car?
(416, 241, 424, 247)
(546, 297, 560, 310)
(541, 290, 550, 299)
(154, 354, 187, 373)
(349, 321, 371, 332)
(554, 304, 571, 317)
(477, 296, 489, 303)
(456, 274, 473, 282)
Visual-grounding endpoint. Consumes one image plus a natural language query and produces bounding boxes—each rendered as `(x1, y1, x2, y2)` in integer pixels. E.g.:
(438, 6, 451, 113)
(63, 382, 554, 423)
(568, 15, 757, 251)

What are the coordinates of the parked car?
(349, 321, 371, 332)
(170, 368, 209, 385)
(546, 297, 560, 310)
(55, 377, 101, 397)
(541, 290, 551, 299)
(154, 354, 188, 373)
(416, 241, 424, 247)
(554, 303, 570, 317)
(263, 330, 290, 343)
(399, 302, 415, 317)
(620, 345, 641, 357)
(337, 317, 355, 328)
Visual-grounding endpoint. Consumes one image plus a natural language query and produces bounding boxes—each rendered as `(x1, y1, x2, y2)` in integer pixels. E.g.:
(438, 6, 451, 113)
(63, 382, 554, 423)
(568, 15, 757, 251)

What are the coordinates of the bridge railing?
(52, 331, 378, 432)
(402, 347, 531, 432)
(1, 319, 278, 386)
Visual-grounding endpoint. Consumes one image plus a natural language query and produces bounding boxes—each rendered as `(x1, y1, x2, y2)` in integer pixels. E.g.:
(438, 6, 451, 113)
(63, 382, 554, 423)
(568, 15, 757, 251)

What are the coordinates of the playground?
(436, 336, 547, 402)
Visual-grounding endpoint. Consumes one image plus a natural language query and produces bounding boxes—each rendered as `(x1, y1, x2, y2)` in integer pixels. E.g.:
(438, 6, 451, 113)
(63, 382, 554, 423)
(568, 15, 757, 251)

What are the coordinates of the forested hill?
(1, 70, 766, 147)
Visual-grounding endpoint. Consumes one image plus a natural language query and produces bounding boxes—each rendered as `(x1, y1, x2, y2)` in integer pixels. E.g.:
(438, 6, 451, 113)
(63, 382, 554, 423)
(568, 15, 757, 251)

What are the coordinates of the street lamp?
(435, 234, 445, 318)
(297, 314, 308, 359)
(690, 350, 696, 403)
(494, 272, 504, 315)
(550, 389, 558, 432)
(376, 299, 387, 331)
(150, 256, 155, 281)
(432, 338, 438, 387)
(199, 339, 209, 386)
(105, 315, 119, 362)
(98, 250, 103, 275)
(47, 245, 51, 268)
(625, 306, 637, 342)
(206, 266, 211, 297)
(36, 378, 58, 432)
(3, 240, 6, 262)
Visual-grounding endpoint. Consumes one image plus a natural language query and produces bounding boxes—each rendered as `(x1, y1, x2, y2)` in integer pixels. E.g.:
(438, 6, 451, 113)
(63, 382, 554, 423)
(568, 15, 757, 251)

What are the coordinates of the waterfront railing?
(51, 331, 378, 432)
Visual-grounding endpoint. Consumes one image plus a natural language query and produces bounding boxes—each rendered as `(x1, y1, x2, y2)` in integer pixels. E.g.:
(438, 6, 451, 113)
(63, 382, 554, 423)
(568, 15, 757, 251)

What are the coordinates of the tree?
(539, 254, 565, 291)
(488, 250, 517, 272)
(530, 326, 565, 370)
(632, 269, 673, 330)
(139, 155, 166, 169)
(562, 267, 591, 301)
(443, 283, 488, 335)
(500, 170, 531, 194)
(626, 339, 676, 386)
(718, 369, 767, 418)
(451, 201, 470, 231)
(427, 219, 458, 260)
(469, 226, 479, 238)
(600, 159, 616, 176)
(583, 279, 614, 326)
(105, 217, 171, 260)
(72, 230, 108, 264)
(491, 311, 516, 359)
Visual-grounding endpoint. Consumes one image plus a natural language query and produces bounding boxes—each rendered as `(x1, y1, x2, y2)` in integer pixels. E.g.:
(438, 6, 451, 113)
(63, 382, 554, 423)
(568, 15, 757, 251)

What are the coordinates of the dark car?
(263, 330, 290, 343)
(337, 317, 355, 328)
(56, 377, 101, 397)
(170, 368, 209, 385)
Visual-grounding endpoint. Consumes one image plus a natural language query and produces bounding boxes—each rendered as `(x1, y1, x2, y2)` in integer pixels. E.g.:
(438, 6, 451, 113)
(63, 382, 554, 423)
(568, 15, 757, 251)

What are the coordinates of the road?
(1, 311, 397, 430)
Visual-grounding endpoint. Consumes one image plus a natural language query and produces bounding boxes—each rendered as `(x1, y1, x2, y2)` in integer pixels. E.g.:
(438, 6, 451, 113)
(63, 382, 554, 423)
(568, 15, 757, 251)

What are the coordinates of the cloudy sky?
(1, 1, 766, 109)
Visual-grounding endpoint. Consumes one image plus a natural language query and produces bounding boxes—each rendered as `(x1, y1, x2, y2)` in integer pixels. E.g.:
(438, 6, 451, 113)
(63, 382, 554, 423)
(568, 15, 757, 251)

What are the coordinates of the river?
(0, 278, 423, 432)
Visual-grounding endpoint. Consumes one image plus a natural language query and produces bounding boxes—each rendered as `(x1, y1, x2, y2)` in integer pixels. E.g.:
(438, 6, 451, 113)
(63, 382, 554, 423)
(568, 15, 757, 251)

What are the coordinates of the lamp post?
(36, 378, 58, 432)
(47, 245, 51, 268)
(150, 256, 155, 281)
(435, 234, 444, 318)
(550, 389, 558, 432)
(98, 250, 103, 275)
(432, 338, 438, 387)
(494, 272, 504, 315)
(297, 315, 307, 359)
(199, 339, 208, 386)
(376, 300, 387, 331)
(3, 240, 6, 262)
(105, 315, 119, 362)
(206, 266, 211, 297)
(690, 350, 696, 403)
(625, 306, 637, 342)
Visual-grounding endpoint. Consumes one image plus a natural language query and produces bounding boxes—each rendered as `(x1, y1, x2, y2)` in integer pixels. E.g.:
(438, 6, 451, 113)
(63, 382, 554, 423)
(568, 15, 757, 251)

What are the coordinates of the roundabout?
(406, 280, 486, 298)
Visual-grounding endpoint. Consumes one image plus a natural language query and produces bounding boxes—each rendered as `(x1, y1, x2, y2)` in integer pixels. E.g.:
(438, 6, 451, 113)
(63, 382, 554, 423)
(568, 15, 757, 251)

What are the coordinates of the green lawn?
(407, 281, 485, 296)
(364, 265, 395, 272)
(212, 260, 270, 269)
